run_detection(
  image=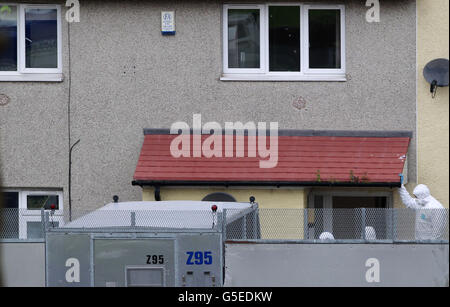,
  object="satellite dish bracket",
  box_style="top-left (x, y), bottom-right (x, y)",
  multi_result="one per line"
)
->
top-left (430, 80), bottom-right (438, 99)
